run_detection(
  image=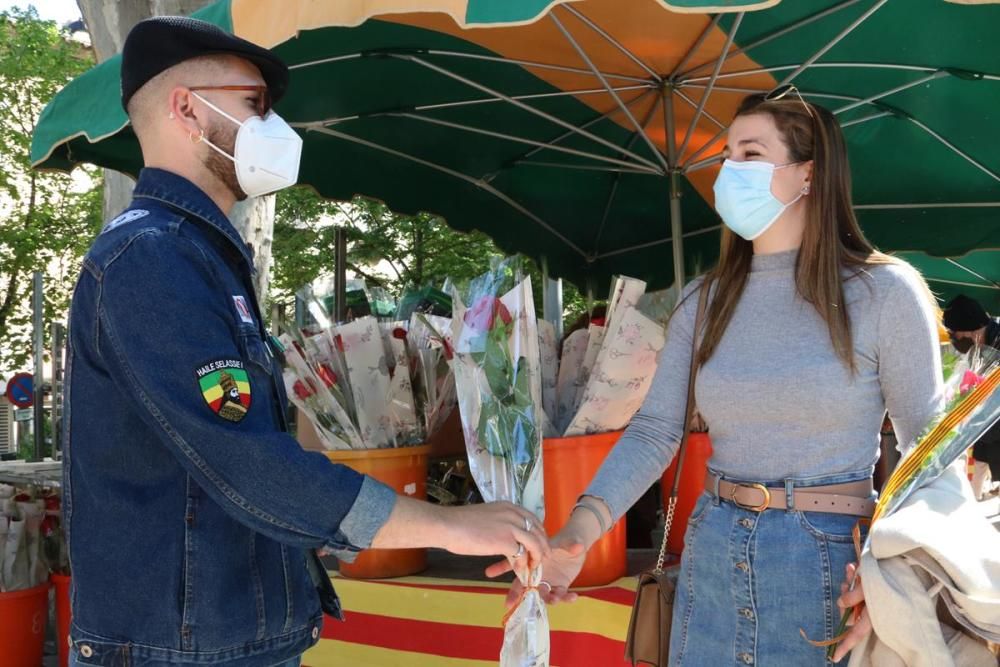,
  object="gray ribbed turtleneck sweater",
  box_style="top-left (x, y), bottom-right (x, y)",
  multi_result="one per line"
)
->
top-left (586, 249), bottom-right (943, 521)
